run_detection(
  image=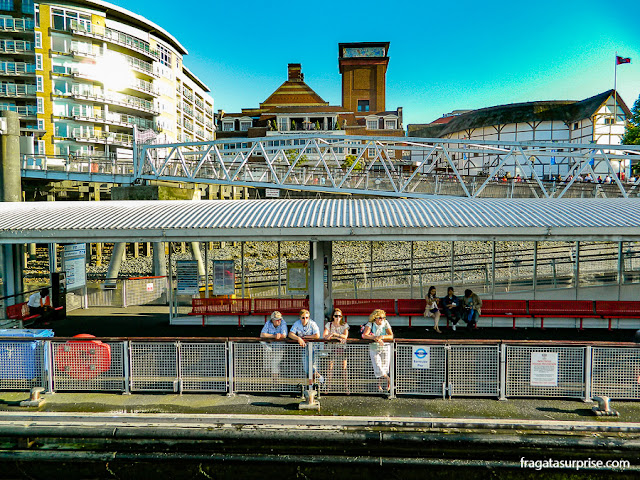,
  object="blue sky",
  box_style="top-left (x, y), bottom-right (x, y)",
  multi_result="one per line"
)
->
top-left (110, 0), bottom-right (640, 127)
